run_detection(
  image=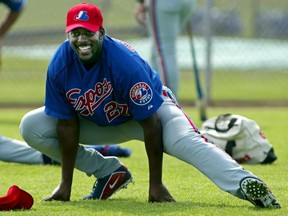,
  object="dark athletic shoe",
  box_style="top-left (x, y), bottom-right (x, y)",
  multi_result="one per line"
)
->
top-left (240, 177), bottom-right (281, 208)
top-left (83, 165), bottom-right (133, 200)
top-left (91, 145), bottom-right (132, 157)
